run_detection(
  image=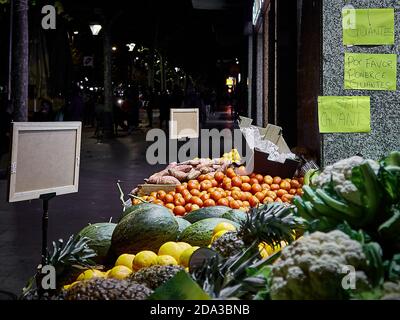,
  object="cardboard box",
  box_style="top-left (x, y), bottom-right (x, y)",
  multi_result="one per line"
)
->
top-left (237, 117), bottom-right (300, 177)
